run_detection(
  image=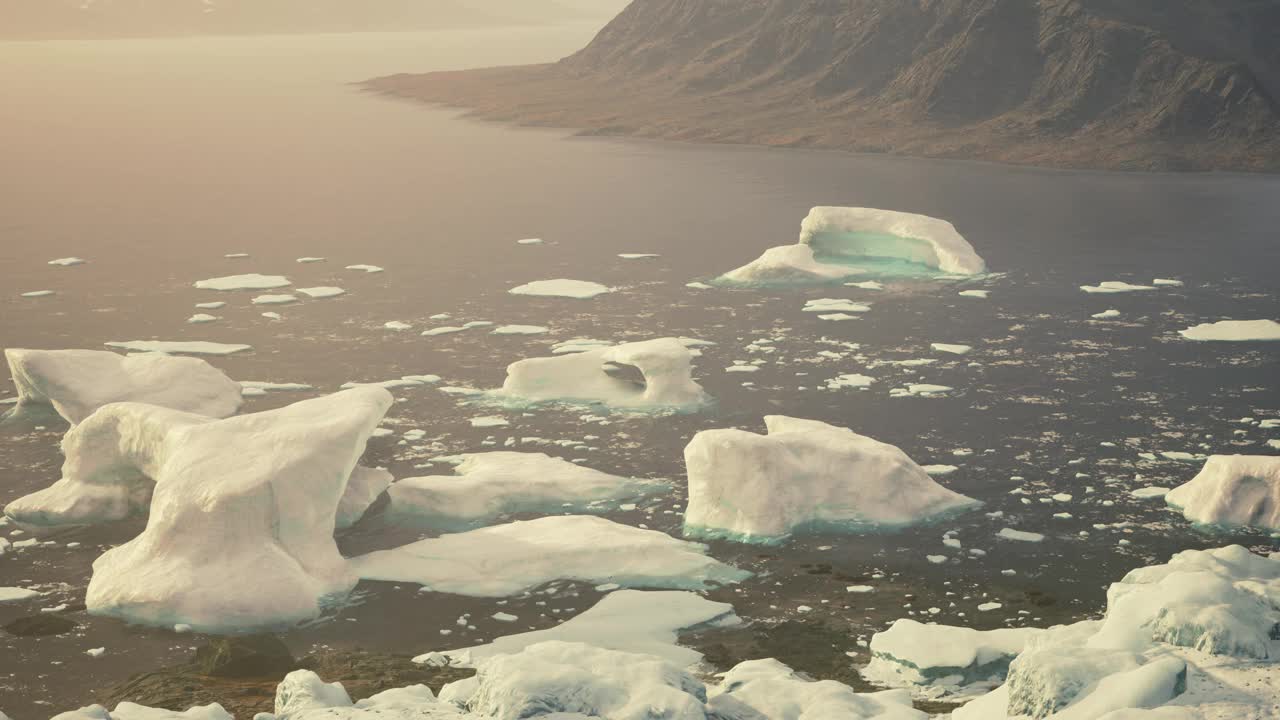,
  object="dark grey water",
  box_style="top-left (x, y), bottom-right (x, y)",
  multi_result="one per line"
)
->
top-left (1, 29), bottom-right (1279, 719)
